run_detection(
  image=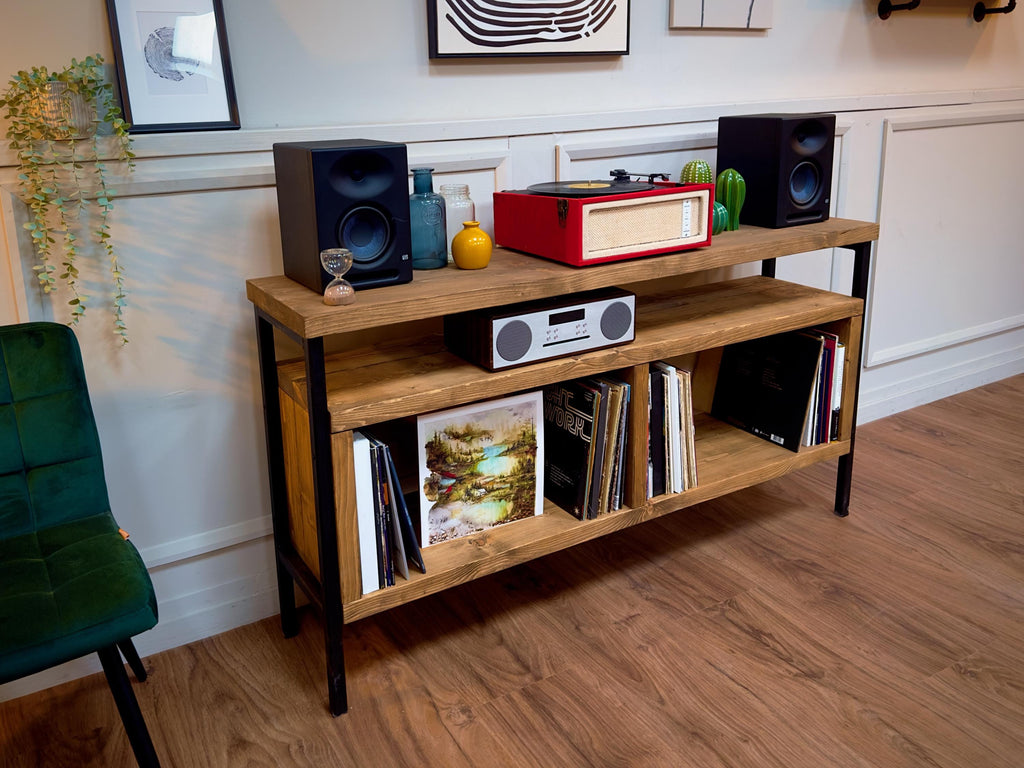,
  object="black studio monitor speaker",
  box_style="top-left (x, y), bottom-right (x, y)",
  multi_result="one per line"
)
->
top-left (273, 139), bottom-right (413, 292)
top-left (716, 113), bottom-right (836, 228)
